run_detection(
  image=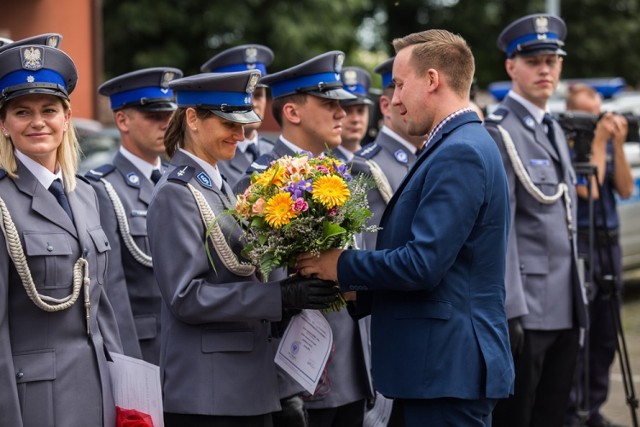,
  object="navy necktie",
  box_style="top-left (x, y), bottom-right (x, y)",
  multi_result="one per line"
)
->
top-left (542, 113), bottom-right (560, 155)
top-left (150, 169), bottom-right (162, 184)
top-left (48, 179), bottom-right (74, 221)
top-left (245, 143), bottom-right (258, 162)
